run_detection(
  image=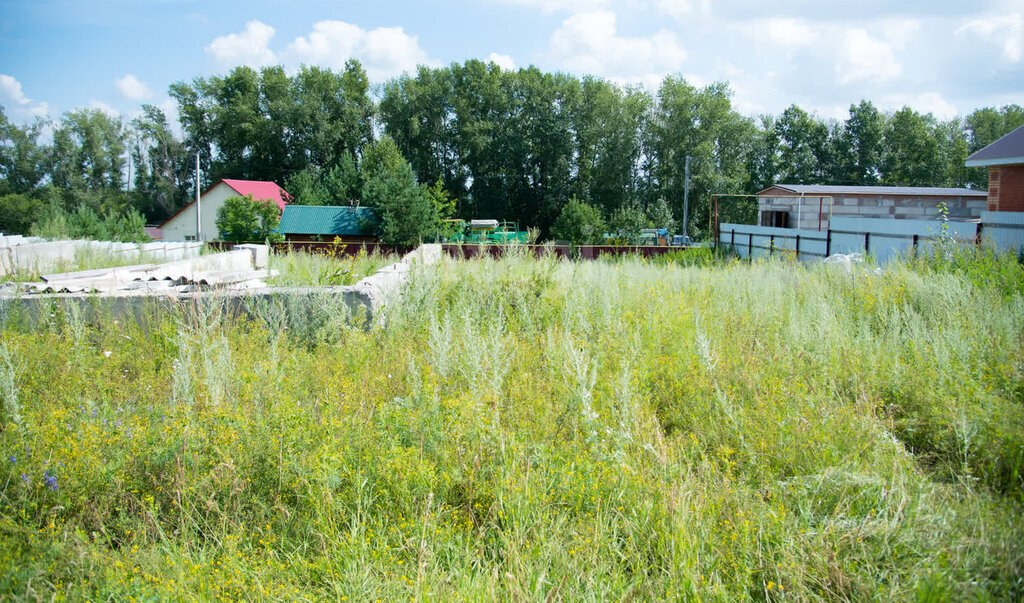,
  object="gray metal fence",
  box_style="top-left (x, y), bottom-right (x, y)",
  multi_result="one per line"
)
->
top-left (718, 213), bottom-right (1024, 263)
